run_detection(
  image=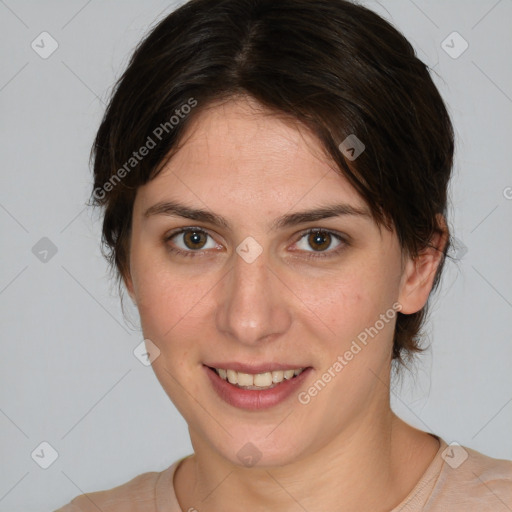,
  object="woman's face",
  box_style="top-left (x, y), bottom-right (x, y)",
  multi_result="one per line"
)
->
top-left (125, 97), bottom-right (422, 467)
